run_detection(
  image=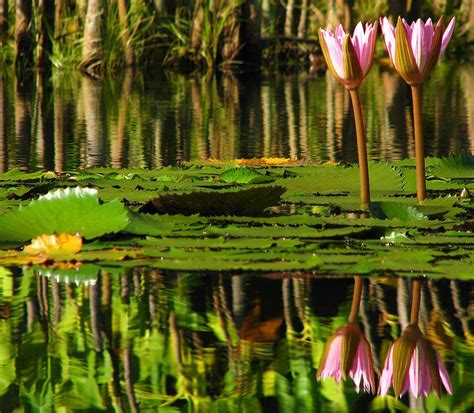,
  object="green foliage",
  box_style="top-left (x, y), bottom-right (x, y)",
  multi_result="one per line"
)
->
top-left (0, 159), bottom-right (471, 277)
top-left (0, 187), bottom-right (129, 243)
top-left (430, 153), bottom-right (474, 180)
